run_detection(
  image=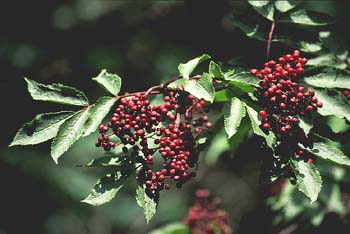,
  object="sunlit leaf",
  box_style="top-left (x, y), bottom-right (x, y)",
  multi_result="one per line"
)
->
top-left (81, 172), bottom-right (128, 206)
top-left (51, 108), bottom-right (91, 163)
top-left (92, 69), bottom-right (122, 96)
top-left (291, 159), bottom-right (322, 203)
top-left (274, 0), bottom-right (300, 13)
top-left (279, 10), bottom-right (333, 26)
top-left (302, 67), bottom-right (350, 89)
top-left (136, 185), bottom-right (157, 224)
top-left (314, 89), bottom-right (350, 121)
top-left (178, 54), bottom-right (211, 79)
top-left (301, 142), bottom-right (350, 167)
top-left (82, 96), bottom-right (117, 137)
top-left (223, 97), bottom-right (246, 138)
top-left (10, 111), bottom-right (74, 146)
top-left (25, 78), bottom-right (89, 106)
top-left (248, 0), bottom-right (274, 21)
